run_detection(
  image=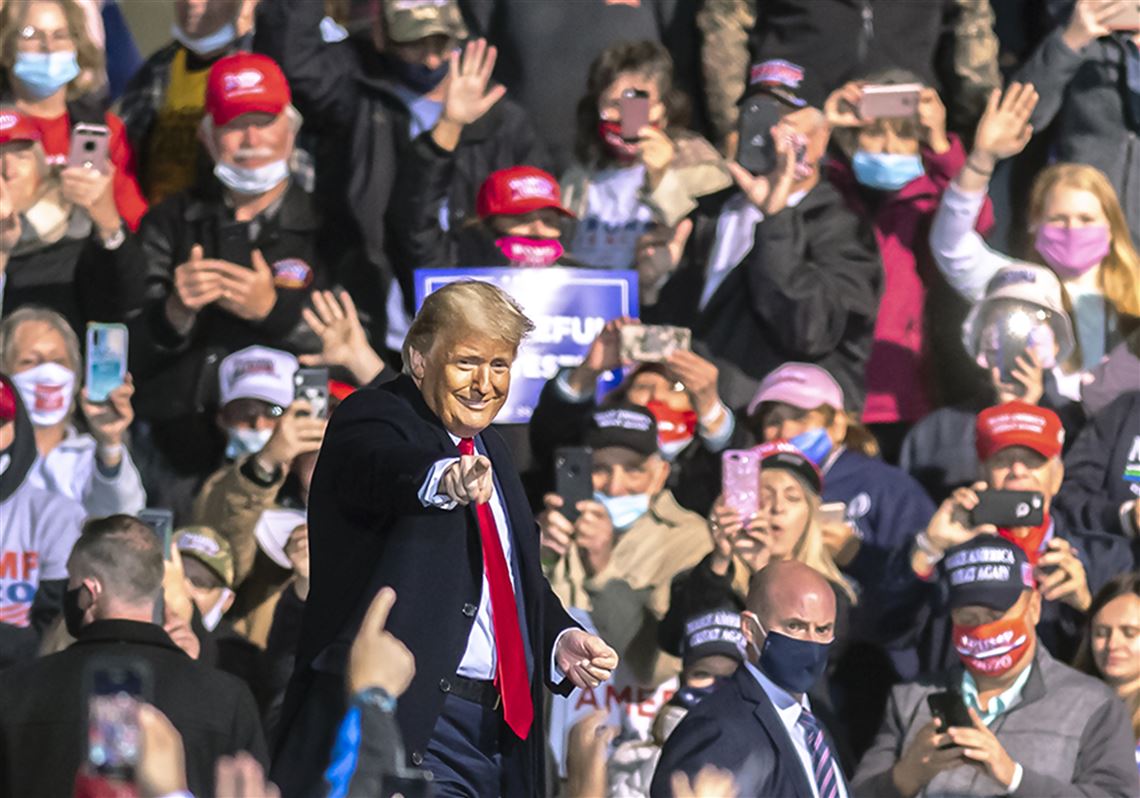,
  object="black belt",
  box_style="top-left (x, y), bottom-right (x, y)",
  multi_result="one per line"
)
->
top-left (448, 675), bottom-right (502, 710)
